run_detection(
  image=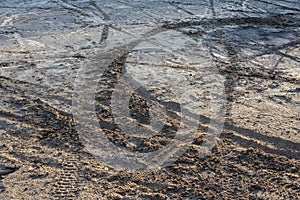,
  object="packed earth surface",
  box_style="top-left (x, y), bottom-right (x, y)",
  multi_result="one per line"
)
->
top-left (0, 0), bottom-right (299, 199)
